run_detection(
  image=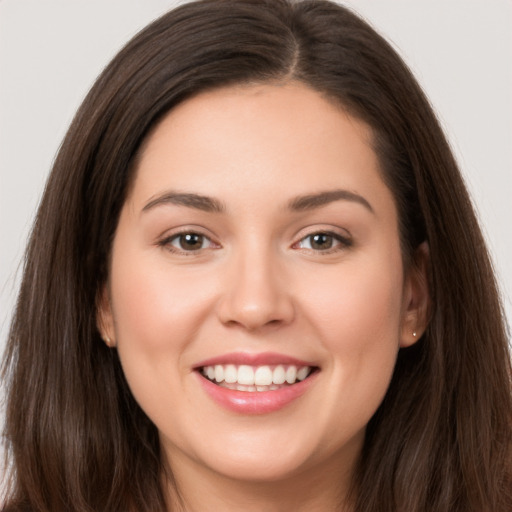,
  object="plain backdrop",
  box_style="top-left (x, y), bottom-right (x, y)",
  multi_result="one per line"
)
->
top-left (0, 0), bottom-right (511, 418)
